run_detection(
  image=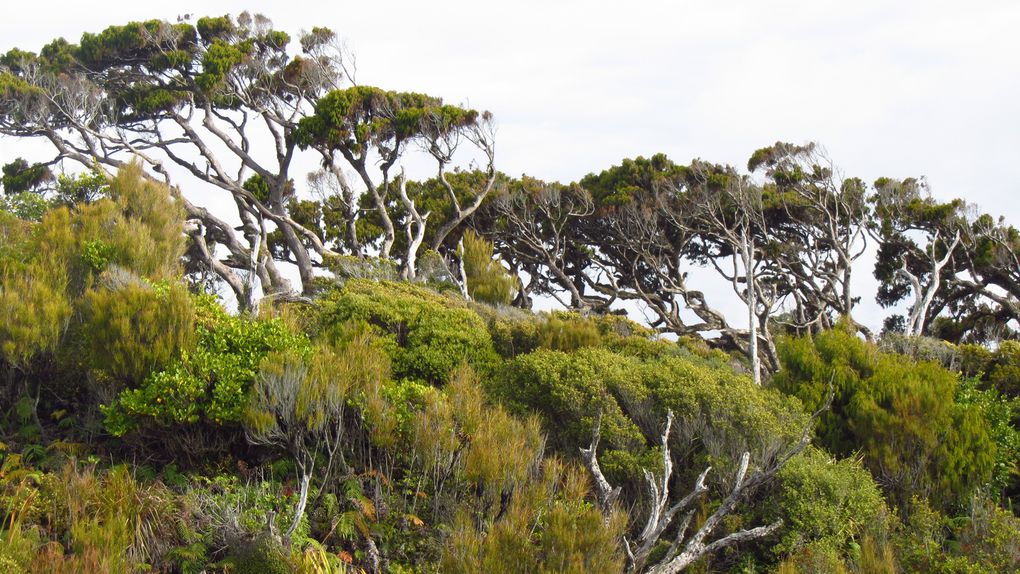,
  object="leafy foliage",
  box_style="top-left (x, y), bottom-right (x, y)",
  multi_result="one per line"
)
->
top-left (103, 296), bottom-right (311, 434)
top-left (766, 447), bottom-right (890, 560)
top-left (312, 279), bottom-right (498, 384)
top-left (774, 326), bottom-right (998, 511)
